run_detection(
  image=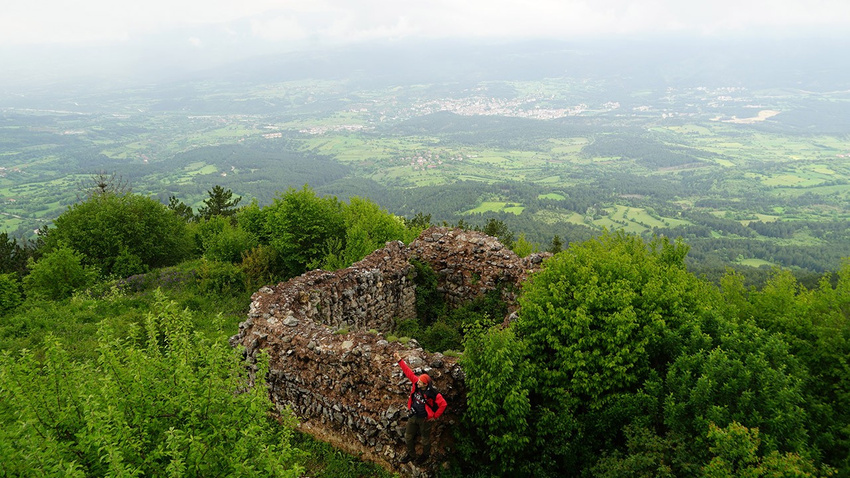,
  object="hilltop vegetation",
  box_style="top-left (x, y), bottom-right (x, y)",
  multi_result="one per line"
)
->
top-left (459, 233), bottom-right (849, 477)
top-left (0, 183), bottom-right (848, 477)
